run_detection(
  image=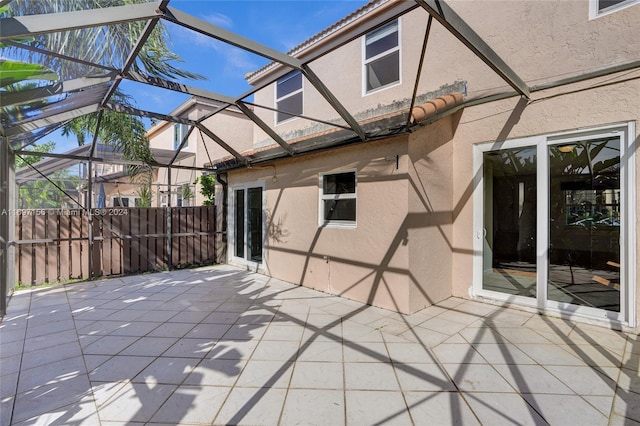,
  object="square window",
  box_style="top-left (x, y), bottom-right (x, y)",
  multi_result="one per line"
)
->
top-left (276, 71), bottom-right (303, 123)
top-left (363, 20), bottom-right (400, 93)
top-left (320, 171), bottom-right (356, 226)
top-left (590, 0), bottom-right (639, 17)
